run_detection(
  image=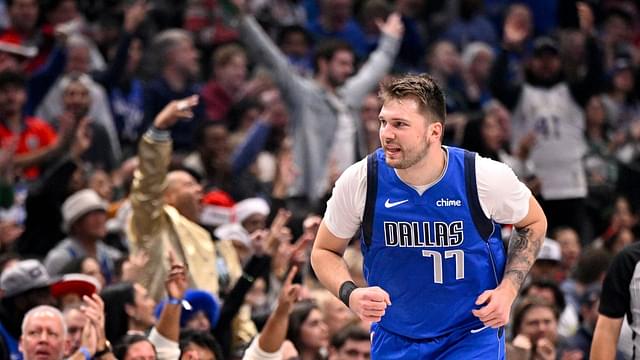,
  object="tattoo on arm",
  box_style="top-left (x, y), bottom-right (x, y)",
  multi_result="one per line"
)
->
top-left (504, 227), bottom-right (541, 290)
